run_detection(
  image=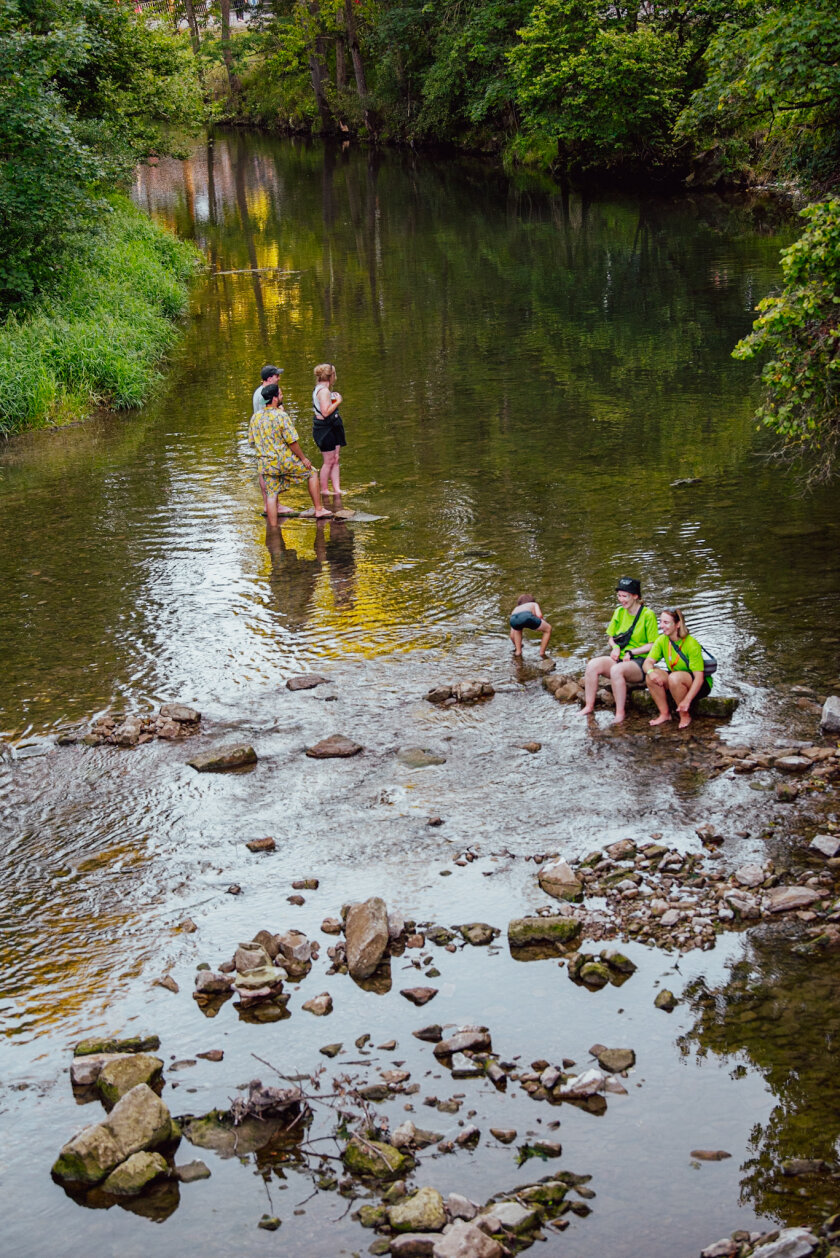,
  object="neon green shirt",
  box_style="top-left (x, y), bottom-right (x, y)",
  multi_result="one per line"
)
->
top-left (606, 604), bottom-right (658, 657)
top-left (646, 633), bottom-right (713, 690)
